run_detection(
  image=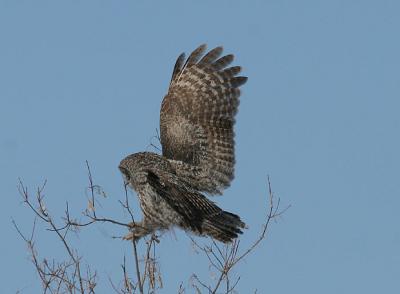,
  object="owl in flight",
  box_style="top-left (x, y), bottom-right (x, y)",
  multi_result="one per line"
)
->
top-left (119, 44), bottom-right (247, 243)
